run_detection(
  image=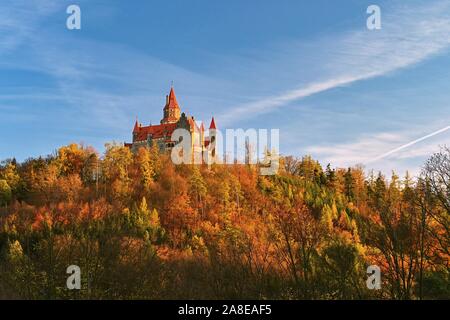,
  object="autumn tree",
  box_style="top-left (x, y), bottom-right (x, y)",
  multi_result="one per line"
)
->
top-left (102, 143), bottom-right (133, 204)
top-left (0, 179), bottom-right (12, 207)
